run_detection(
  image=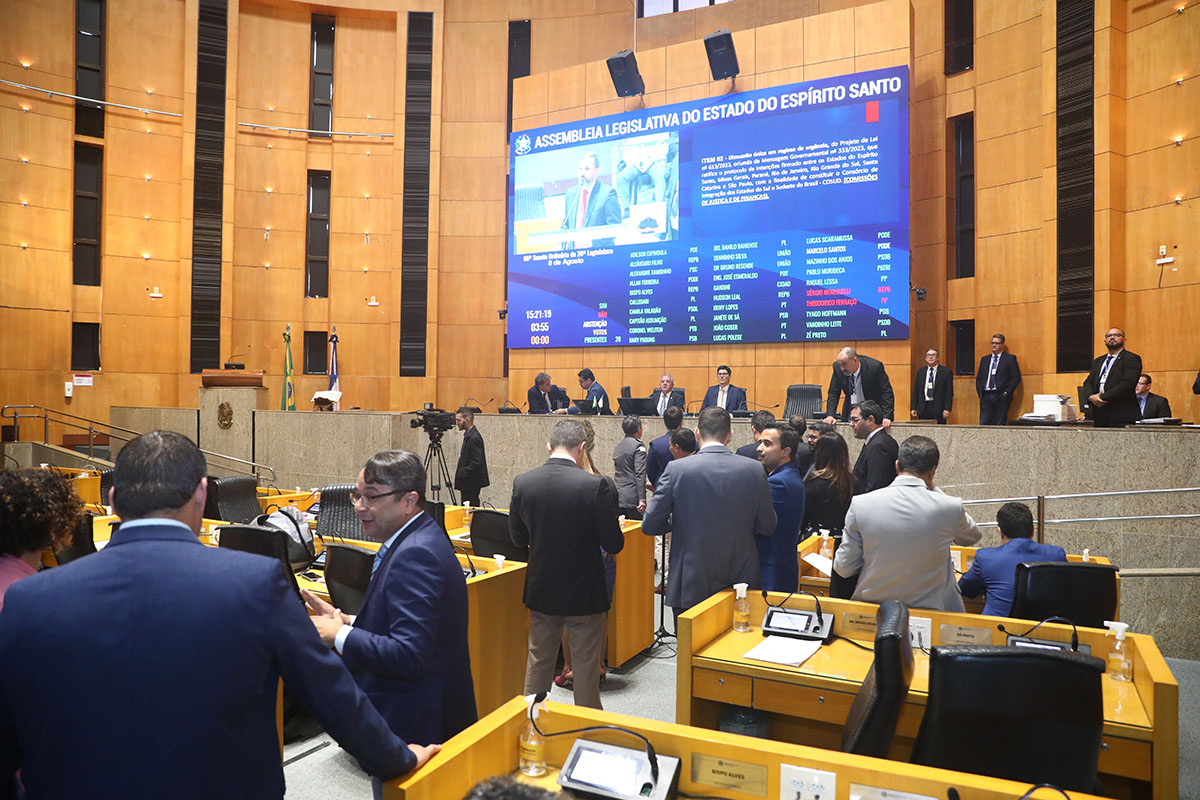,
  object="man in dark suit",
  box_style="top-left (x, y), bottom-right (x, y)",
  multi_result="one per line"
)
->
top-left (958, 502), bottom-right (1067, 618)
top-left (736, 409), bottom-right (776, 459)
top-left (509, 420), bottom-right (624, 709)
top-left (561, 152), bottom-right (622, 247)
top-left (453, 406), bottom-right (489, 506)
top-left (646, 405), bottom-right (684, 490)
top-left (571, 368), bottom-right (613, 415)
top-left (0, 431), bottom-right (435, 800)
top-left (788, 414), bottom-right (815, 477)
top-left (1194, 369), bottom-right (1200, 395)
top-left (1081, 328), bottom-right (1143, 427)
top-left (975, 333), bottom-right (1021, 425)
top-left (303, 450), bottom-right (477, 780)
top-left (612, 415), bottom-right (647, 519)
top-left (824, 347), bottom-right (895, 424)
top-left (851, 400), bottom-right (898, 495)
top-left (911, 347), bottom-right (953, 424)
top-left (1135, 374), bottom-right (1172, 419)
top-left (755, 423), bottom-right (806, 592)
top-left (649, 374), bottom-right (686, 416)
top-left (527, 372), bottom-right (570, 414)
top-left (643, 407), bottom-right (776, 619)
top-left (701, 365), bottom-right (748, 411)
